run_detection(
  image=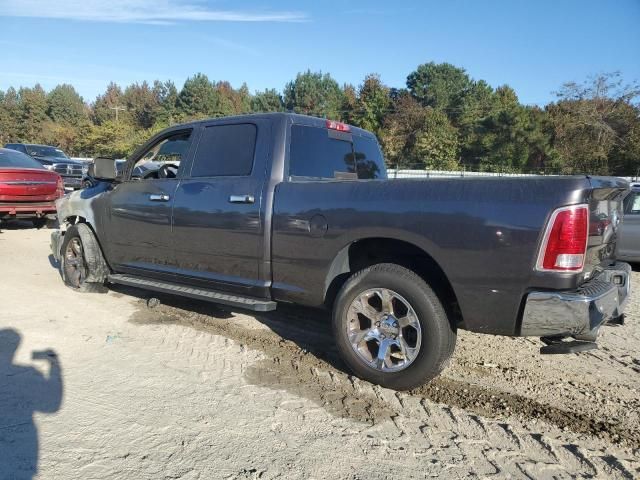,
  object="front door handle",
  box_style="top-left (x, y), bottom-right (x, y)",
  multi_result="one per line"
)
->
top-left (149, 193), bottom-right (170, 202)
top-left (229, 194), bottom-right (255, 204)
